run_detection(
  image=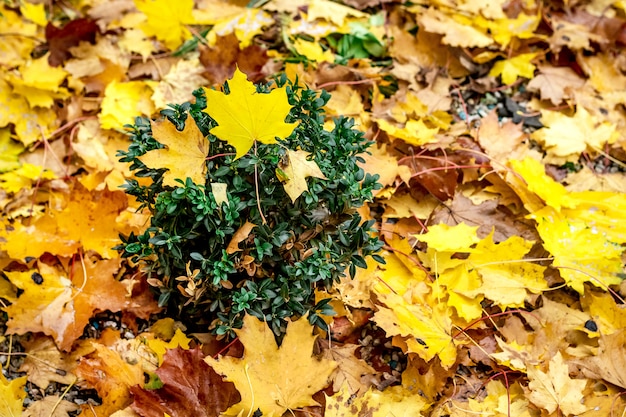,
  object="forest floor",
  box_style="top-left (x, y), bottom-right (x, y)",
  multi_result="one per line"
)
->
top-left (1, 0), bottom-right (626, 416)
